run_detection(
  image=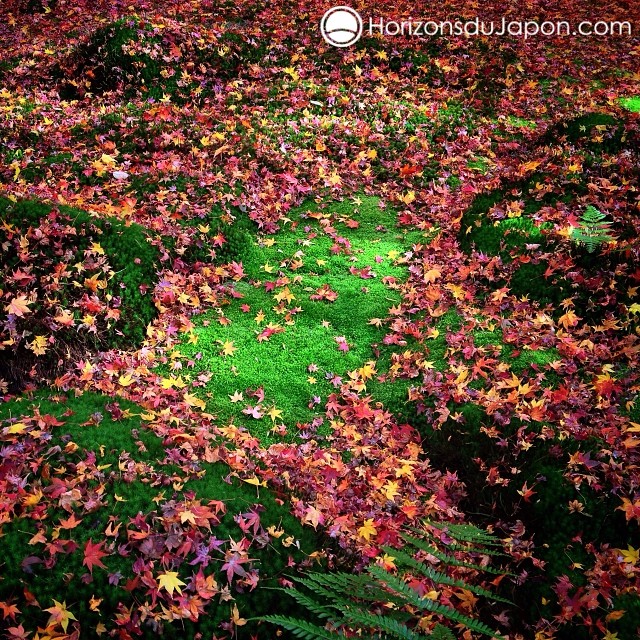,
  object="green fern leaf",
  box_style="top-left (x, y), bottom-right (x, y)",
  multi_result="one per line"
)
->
top-left (423, 522), bottom-right (504, 548)
top-left (366, 567), bottom-right (505, 639)
top-left (283, 588), bottom-right (339, 619)
top-left (430, 623), bottom-right (456, 639)
top-left (335, 607), bottom-right (424, 639)
top-left (569, 205), bottom-right (615, 252)
top-left (385, 547), bottom-right (512, 605)
top-left (260, 615), bottom-right (344, 640)
top-left (401, 535), bottom-right (510, 575)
